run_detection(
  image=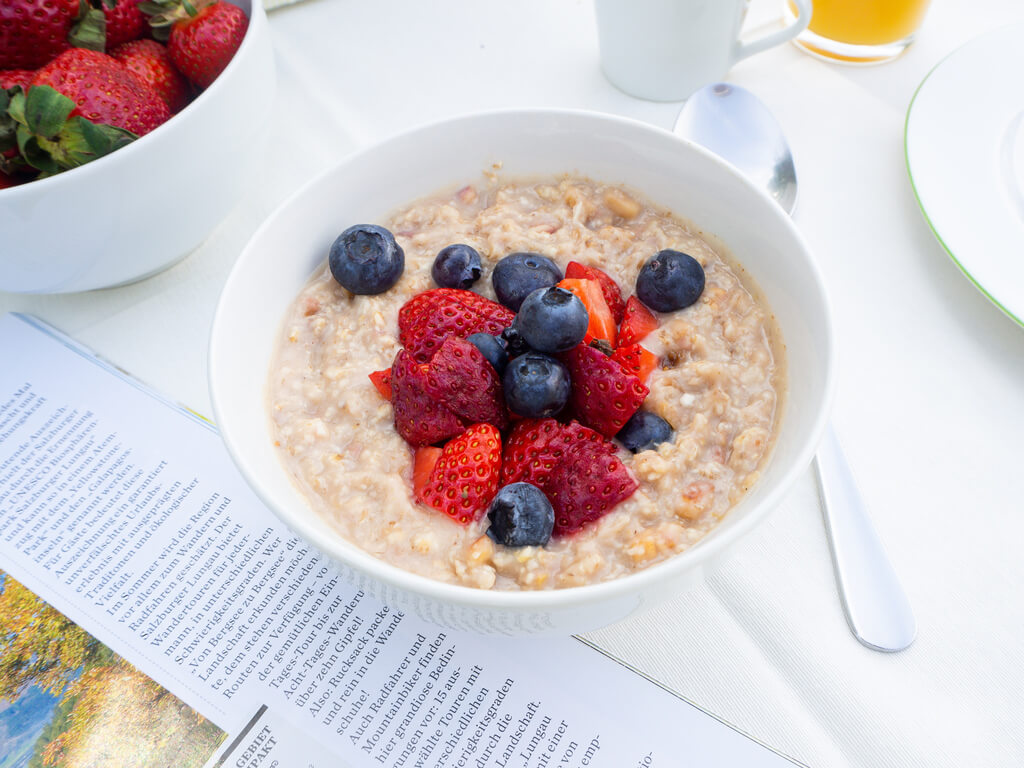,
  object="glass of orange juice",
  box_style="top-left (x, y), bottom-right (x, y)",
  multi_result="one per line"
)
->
top-left (786, 0), bottom-right (933, 63)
